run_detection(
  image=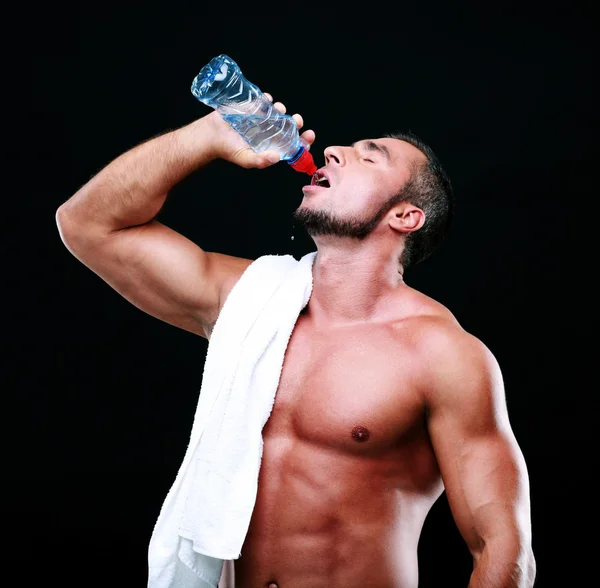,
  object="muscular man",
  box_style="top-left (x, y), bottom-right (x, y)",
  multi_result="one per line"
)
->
top-left (56, 94), bottom-right (536, 588)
